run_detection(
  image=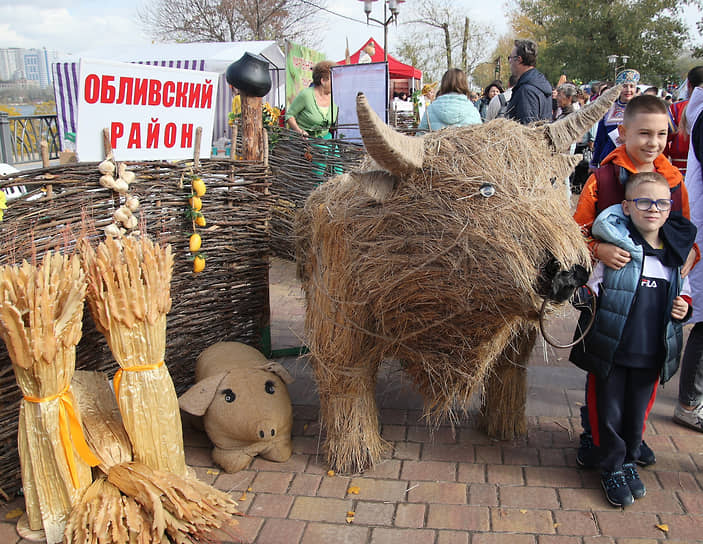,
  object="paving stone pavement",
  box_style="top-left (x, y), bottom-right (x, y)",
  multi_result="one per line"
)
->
top-left (1, 257), bottom-right (702, 543)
